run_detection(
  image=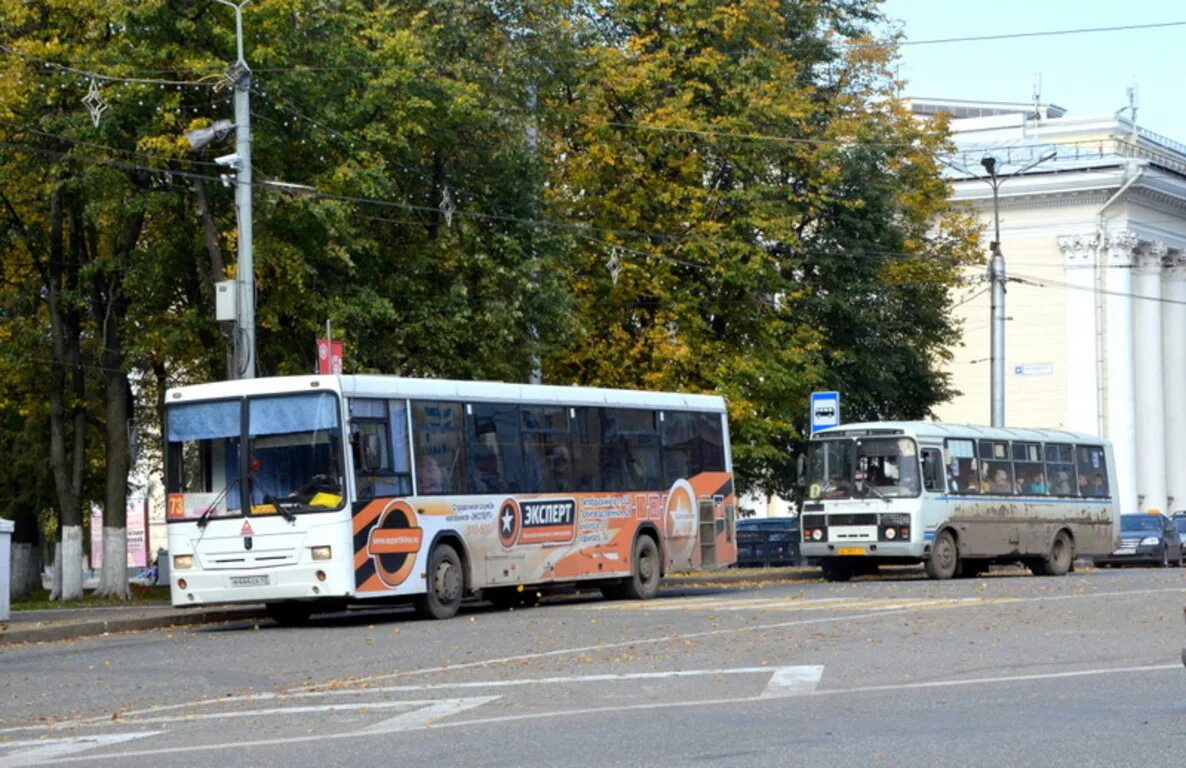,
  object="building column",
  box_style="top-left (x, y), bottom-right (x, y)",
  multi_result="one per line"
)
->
top-left (1058, 235), bottom-right (1099, 433)
top-left (1162, 246), bottom-right (1186, 514)
top-left (1104, 229), bottom-right (1139, 514)
top-left (1132, 242), bottom-right (1167, 514)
